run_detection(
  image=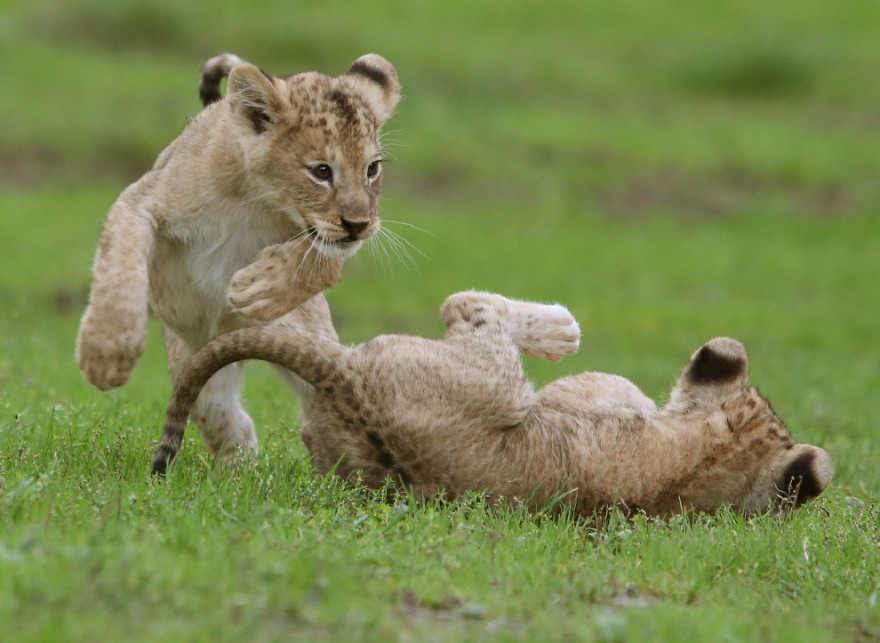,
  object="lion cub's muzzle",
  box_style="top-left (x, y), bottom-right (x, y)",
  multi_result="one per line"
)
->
top-left (311, 216), bottom-right (378, 259)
